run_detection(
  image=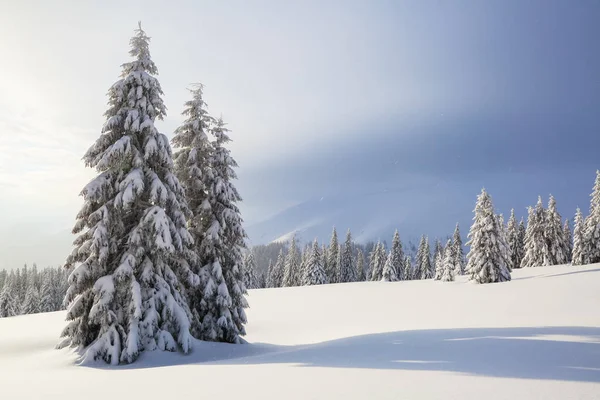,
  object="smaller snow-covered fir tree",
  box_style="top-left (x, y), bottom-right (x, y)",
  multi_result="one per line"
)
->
top-left (327, 228), bottom-right (340, 283)
top-left (339, 230), bottom-right (356, 283)
top-left (441, 239), bottom-right (456, 282)
top-left (546, 195), bottom-right (568, 265)
top-left (282, 236), bottom-right (301, 287)
top-left (452, 224), bottom-right (465, 275)
top-left (302, 240), bottom-right (327, 285)
top-left (414, 236), bottom-right (426, 279)
top-left (434, 245), bottom-right (444, 281)
top-left (243, 251), bottom-right (259, 289)
top-left (420, 237), bottom-right (433, 279)
top-left (382, 231), bottom-right (404, 282)
top-left (21, 283), bottom-right (40, 315)
top-left (572, 208), bottom-right (585, 266)
top-left (270, 250), bottom-right (286, 288)
top-left (403, 255), bottom-right (412, 280)
top-left (356, 249), bottom-right (366, 281)
top-left (521, 197), bottom-right (550, 268)
top-left (563, 219), bottom-right (573, 262)
top-left (583, 170), bottom-right (600, 264)
top-left (369, 242), bottom-right (386, 281)
top-left (0, 273), bottom-right (18, 317)
top-left (466, 189), bottom-right (511, 283)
